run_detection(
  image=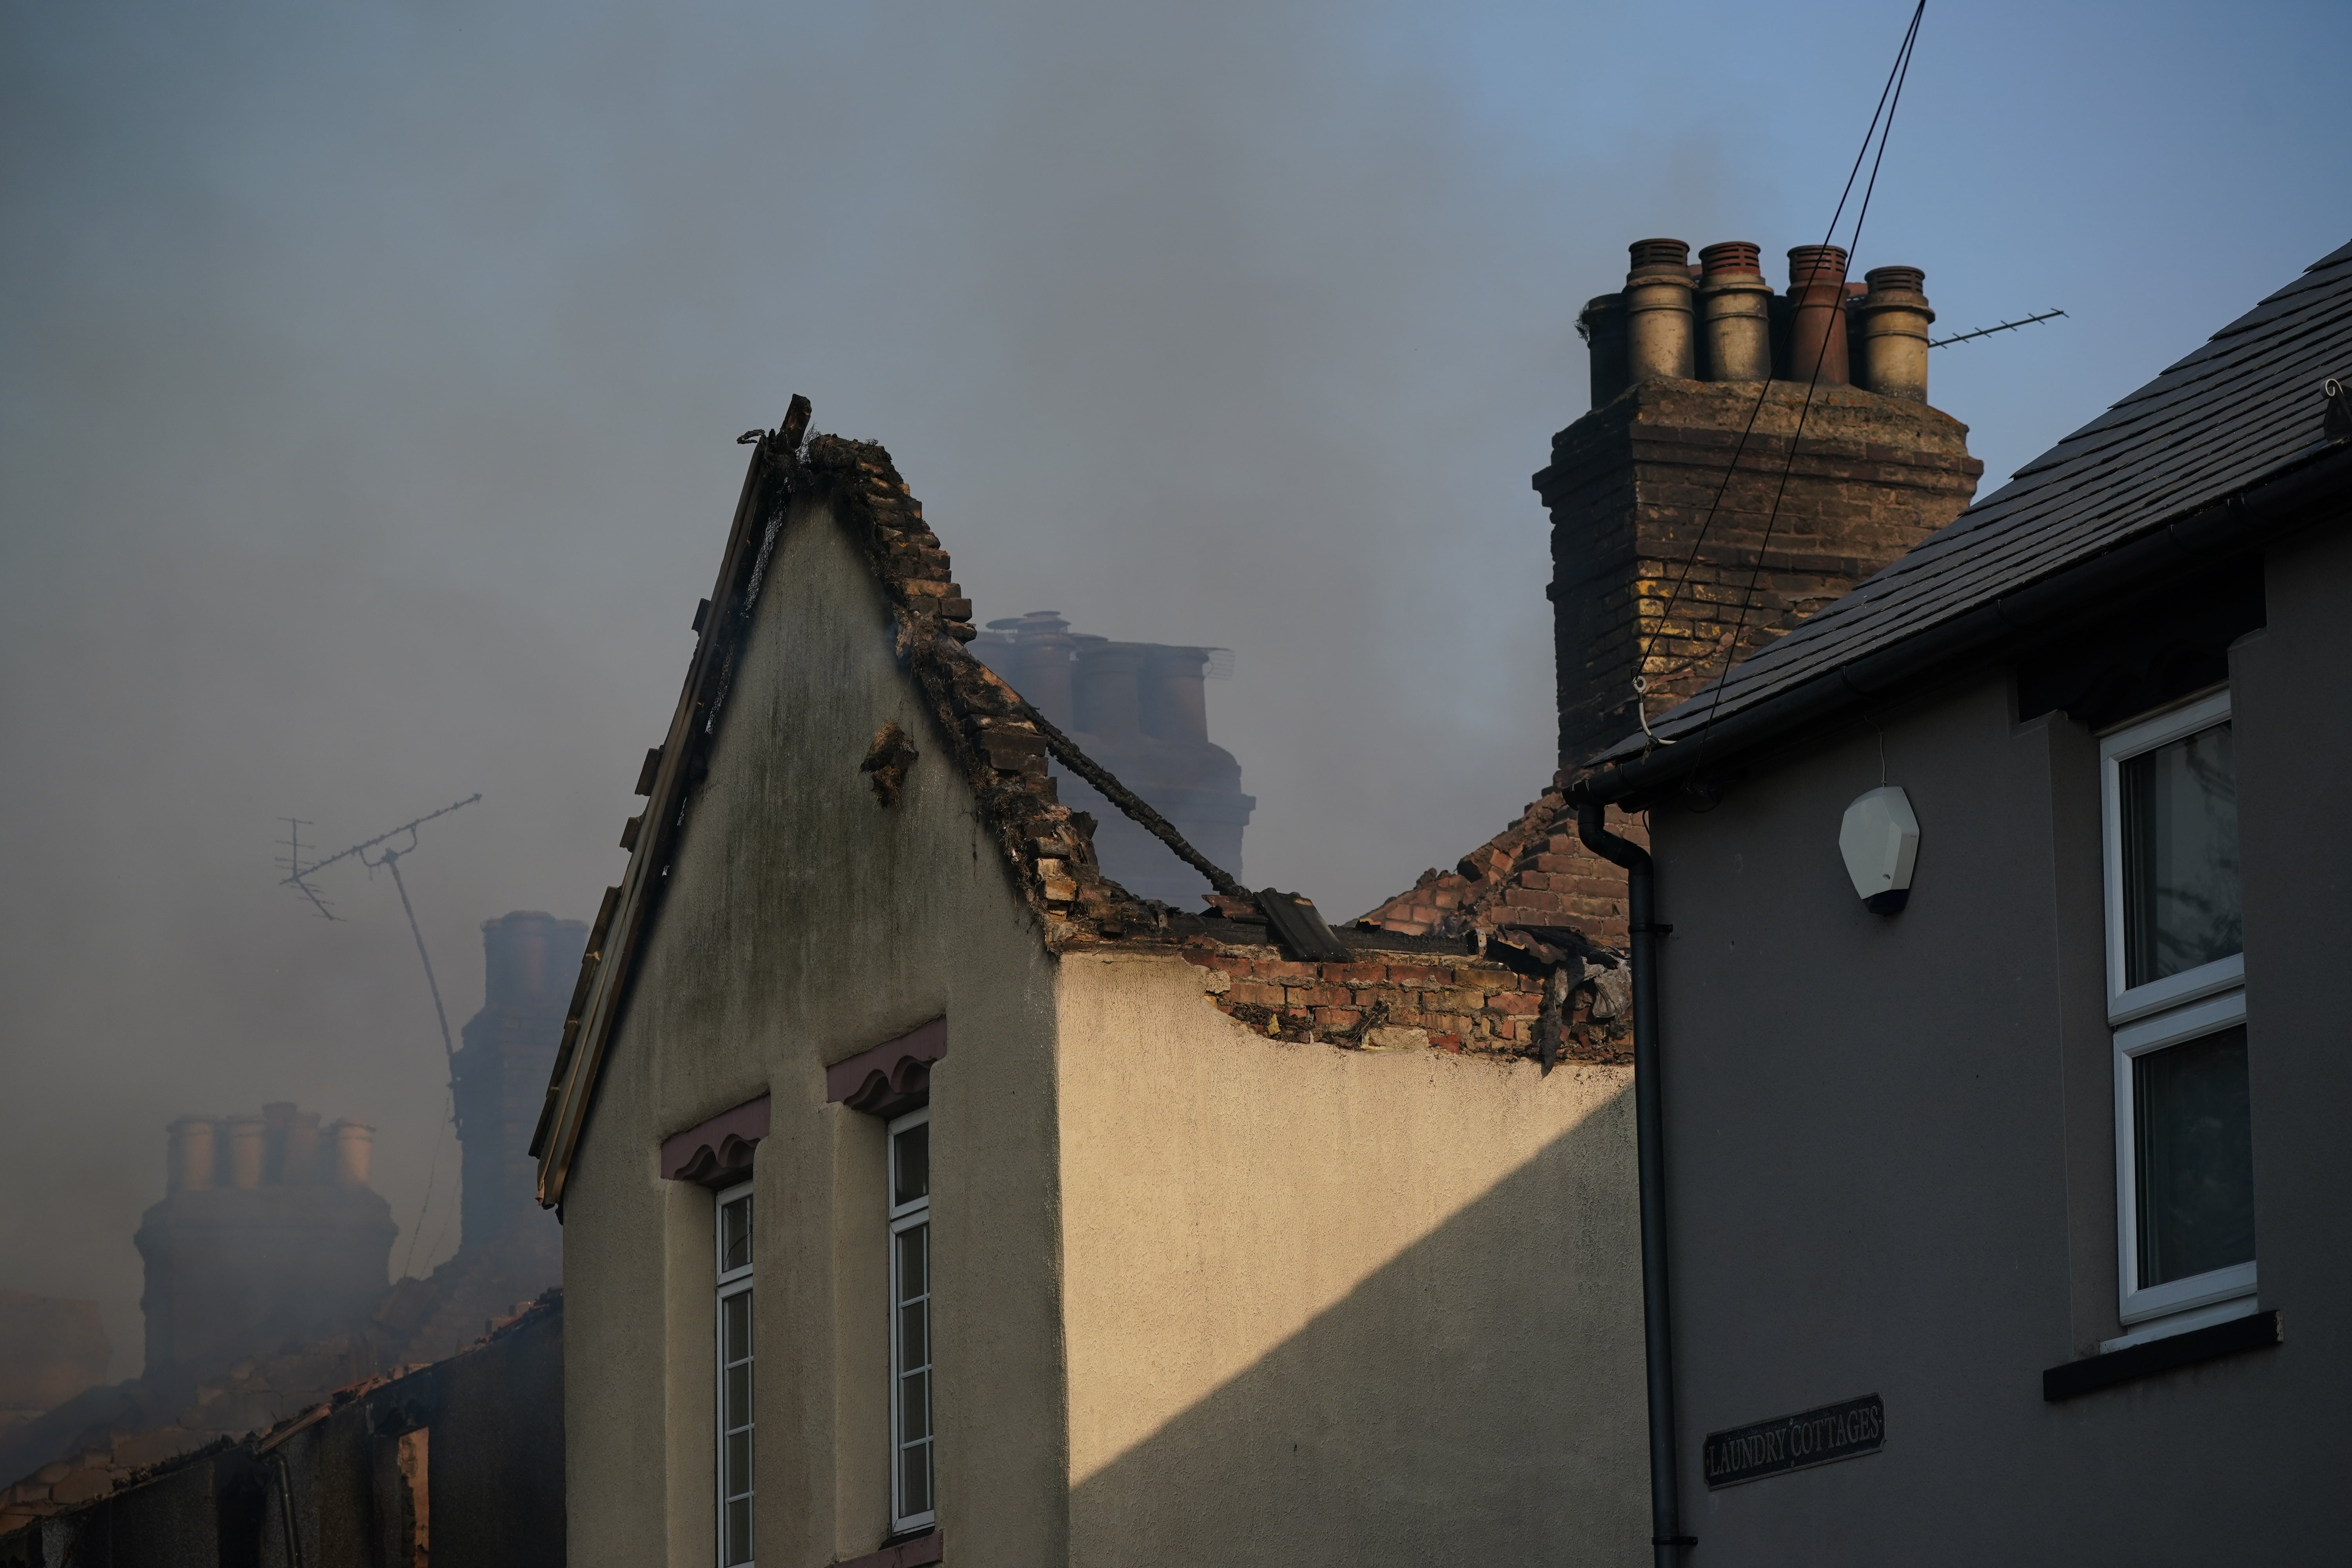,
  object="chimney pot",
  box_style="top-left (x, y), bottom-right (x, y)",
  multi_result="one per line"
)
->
top-left (283, 1112), bottom-right (322, 1185)
top-left (1623, 239), bottom-right (1697, 383)
top-left (1071, 642), bottom-right (1146, 737)
top-left (167, 1116), bottom-right (218, 1193)
top-left (1855, 265), bottom-right (1935, 402)
top-left (223, 1115), bottom-right (266, 1190)
top-left (1579, 294), bottom-right (1630, 407)
top-left (328, 1119), bottom-right (375, 1187)
top-left (1784, 245), bottom-right (1852, 385)
top-left (1140, 646), bottom-right (1212, 743)
top-left (1008, 612), bottom-right (1076, 724)
top-left (1696, 241), bottom-right (1773, 382)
